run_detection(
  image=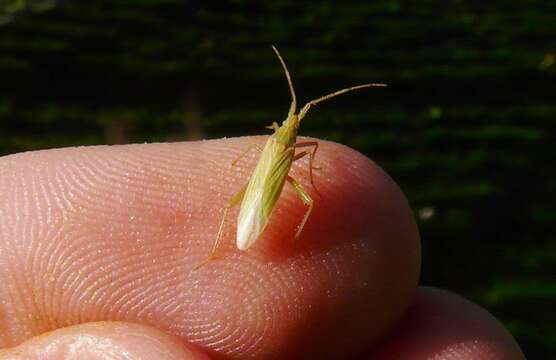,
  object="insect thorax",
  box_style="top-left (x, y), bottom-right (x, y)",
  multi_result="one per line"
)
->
top-left (273, 116), bottom-right (299, 147)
